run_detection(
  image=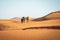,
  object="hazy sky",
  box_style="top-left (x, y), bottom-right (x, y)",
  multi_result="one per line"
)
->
top-left (0, 0), bottom-right (60, 19)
